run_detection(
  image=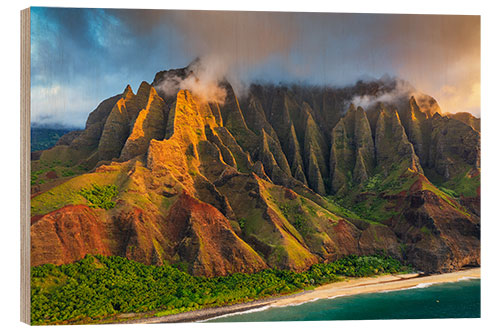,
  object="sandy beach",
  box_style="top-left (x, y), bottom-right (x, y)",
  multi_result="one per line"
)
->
top-left (127, 268), bottom-right (480, 324)
top-left (273, 268), bottom-right (480, 307)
